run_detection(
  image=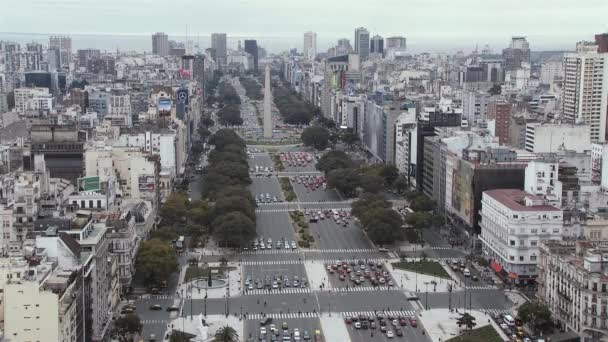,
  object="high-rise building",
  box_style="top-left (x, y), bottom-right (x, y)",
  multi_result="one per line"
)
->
top-left (596, 32), bottom-right (608, 53)
top-left (303, 31), bottom-right (317, 60)
top-left (211, 33), bottom-right (227, 68)
top-left (488, 101), bottom-right (512, 145)
top-left (244, 40), bottom-right (259, 71)
top-left (354, 27), bottom-right (370, 59)
top-left (151, 32), bottom-right (169, 56)
top-left (370, 35), bottom-right (384, 55)
top-left (77, 49), bottom-right (100, 68)
top-left (385, 36), bottom-right (406, 50)
top-left (562, 42), bottom-right (608, 143)
top-left (502, 36), bottom-right (530, 70)
top-left (48, 36), bottom-right (71, 70)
